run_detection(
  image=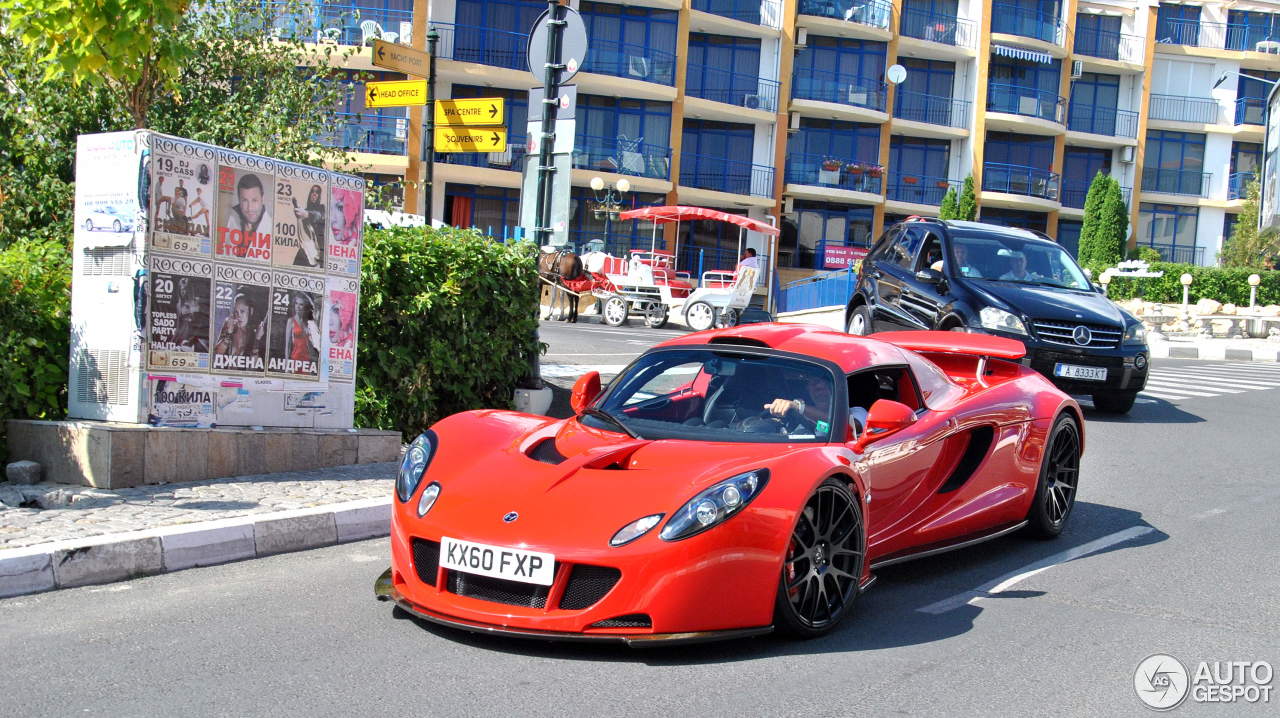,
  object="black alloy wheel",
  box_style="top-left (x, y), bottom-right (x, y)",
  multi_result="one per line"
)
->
top-left (1026, 414), bottom-right (1080, 539)
top-left (775, 478), bottom-right (864, 637)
